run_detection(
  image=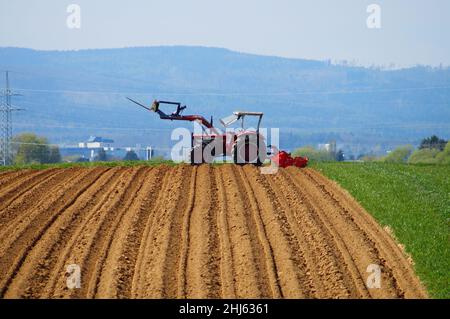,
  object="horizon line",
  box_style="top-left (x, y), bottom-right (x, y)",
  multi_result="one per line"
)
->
top-left (1, 45), bottom-right (449, 71)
